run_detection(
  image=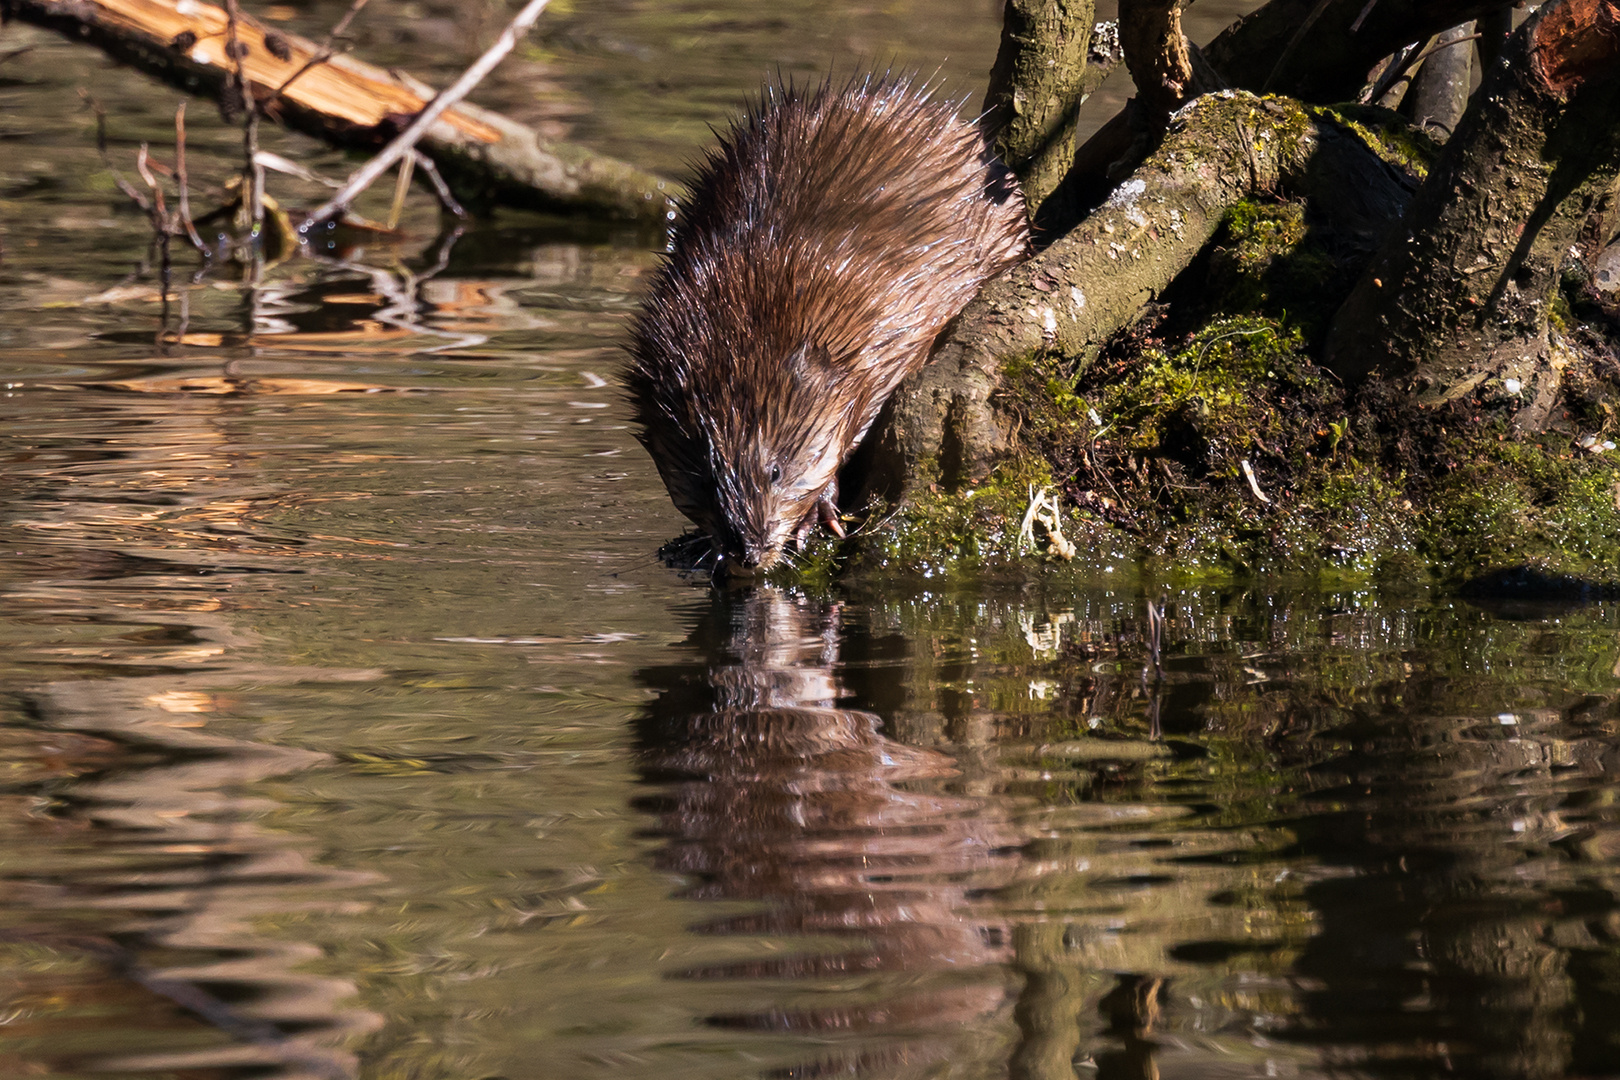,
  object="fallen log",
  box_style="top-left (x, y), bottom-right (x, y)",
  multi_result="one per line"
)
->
top-left (1, 0), bottom-right (676, 224)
